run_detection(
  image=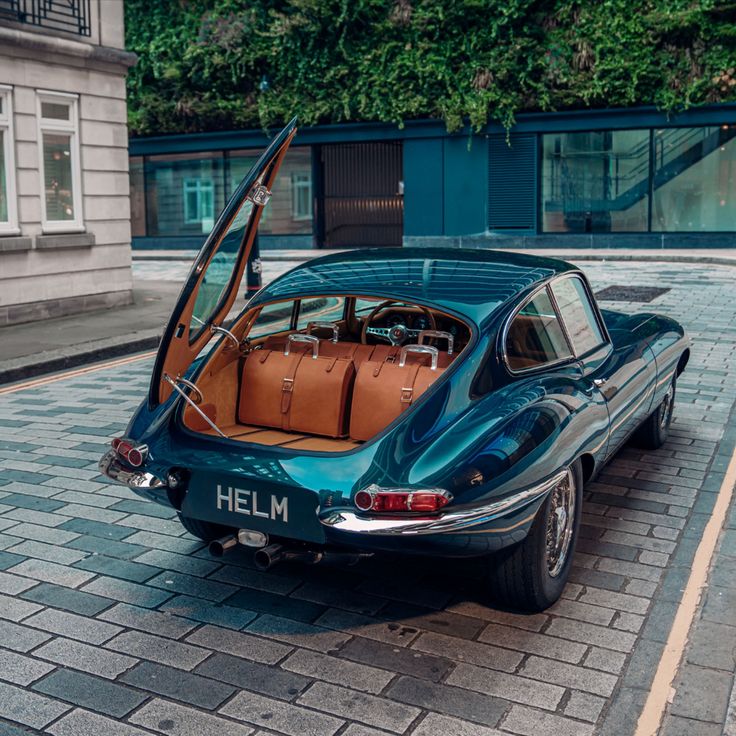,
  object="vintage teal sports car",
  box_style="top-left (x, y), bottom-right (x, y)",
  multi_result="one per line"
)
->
top-left (100, 120), bottom-right (689, 611)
